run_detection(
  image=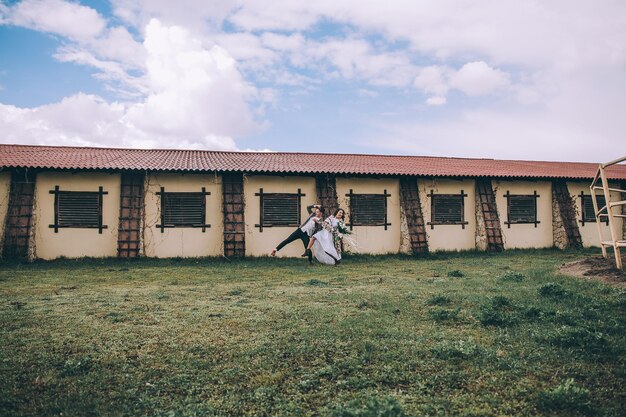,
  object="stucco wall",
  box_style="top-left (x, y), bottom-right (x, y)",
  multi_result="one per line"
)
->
top-left (493, 180), bottom-right (553, 249)
top-left (418, 178), bottom-right (477, 251)
top-left (0, 171), bottom-right (11, 250)
top-left (144, 173), bottom-right (223, 258)
top-left (336, 177), bottom-right (401, 255)
top-left (566, 181), bottom-right (624, 248)
top-left (34, 172), bottom-right (121, 259)
top-left (244, 175), bottom-right (318, 257)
